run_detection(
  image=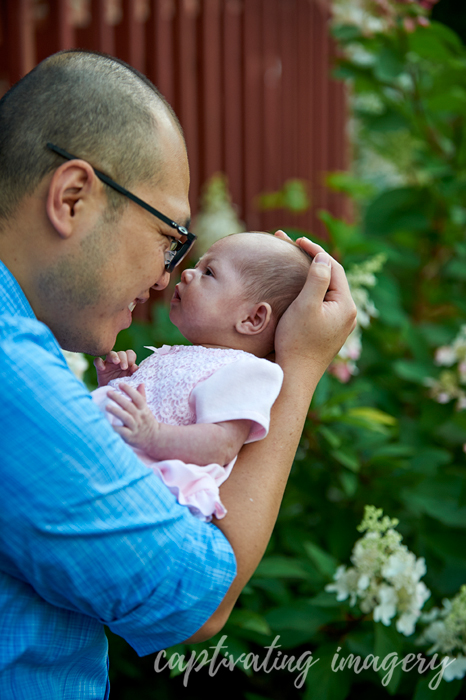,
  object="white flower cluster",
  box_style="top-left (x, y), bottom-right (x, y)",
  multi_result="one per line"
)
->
top-left (332, 0), bottom-right (387, 36)
top-left (331, 0), bottom-right (432, 37)
top-left (62, 349), bottom-right (89, 382)
top-left (326, 506), bottom-right (430, 635)
top-left (329, 254), bottom-right (385, 382)
top-left (425, 326), bottom-right (466, 410)
top-left (418, 586), bottom-right (466, 681)
top-left (193, 174), bottom-right (245, 257)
